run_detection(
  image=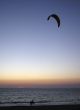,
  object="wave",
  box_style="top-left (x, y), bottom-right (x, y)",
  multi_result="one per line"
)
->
top-left (0, 100), bottom-right (51, 105)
